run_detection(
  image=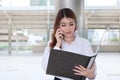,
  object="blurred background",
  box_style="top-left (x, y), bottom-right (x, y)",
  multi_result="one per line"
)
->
top-left (0, 0), bottom-right (120, 80)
